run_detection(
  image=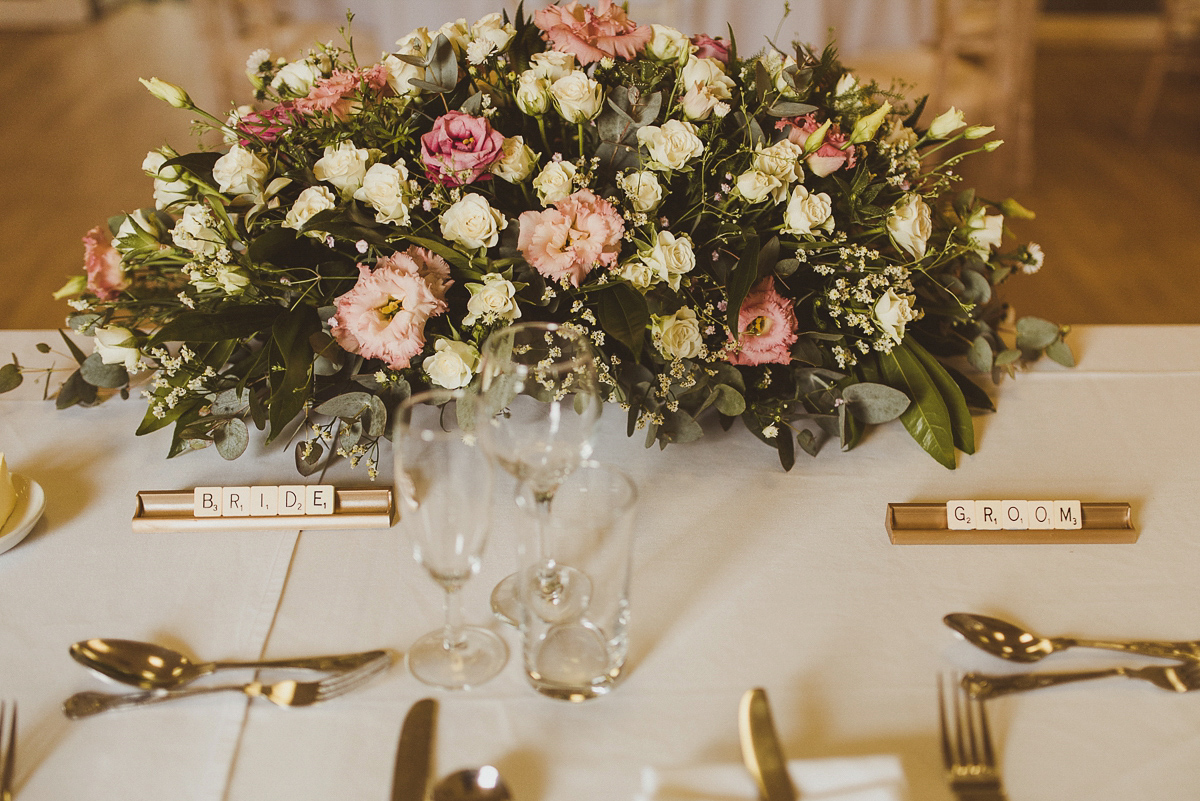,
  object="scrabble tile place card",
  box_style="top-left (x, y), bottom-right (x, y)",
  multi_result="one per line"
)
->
top-left (132, 486), bottom-right (394, 533)
top-left (886, 501), bottom-right (1135, 545)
